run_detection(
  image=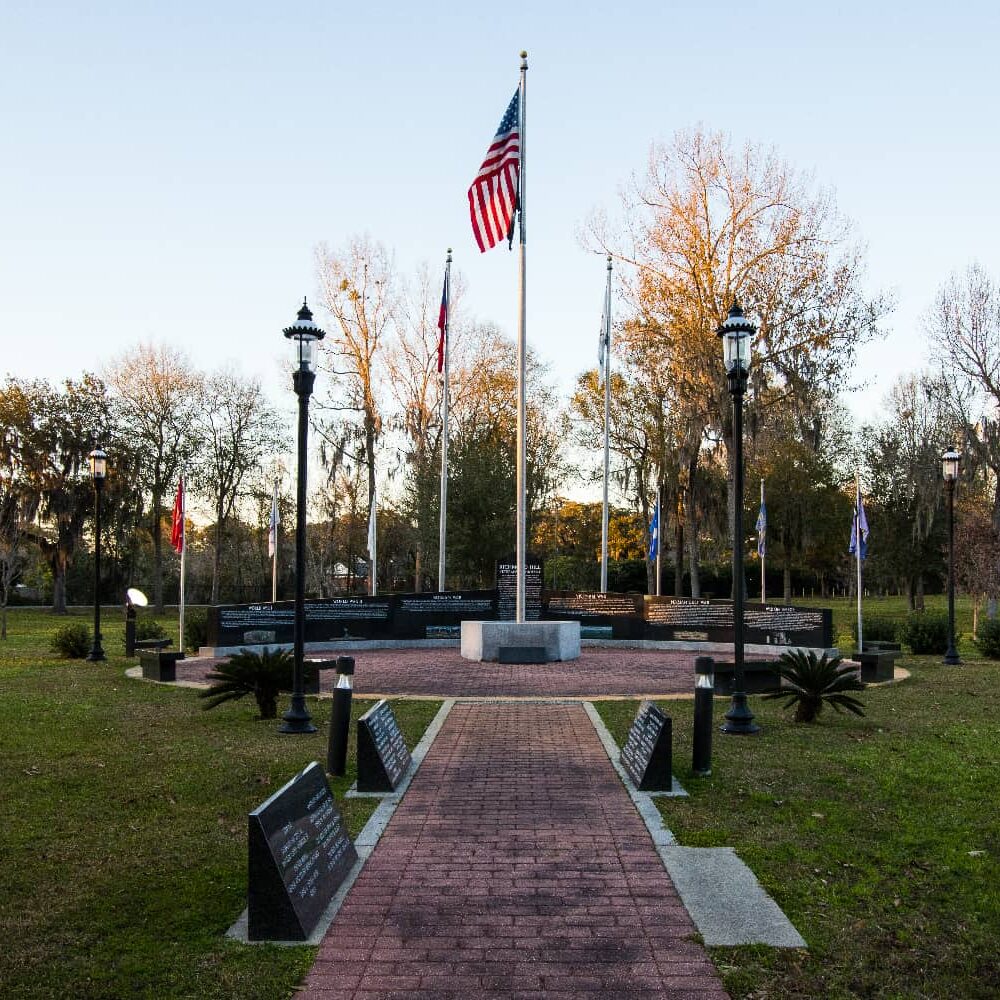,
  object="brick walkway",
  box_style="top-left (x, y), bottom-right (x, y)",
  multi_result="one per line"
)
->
top-left (173, 648), bottom-right (724, 698)
top-left (300, 702), bottom-right (727, 999)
